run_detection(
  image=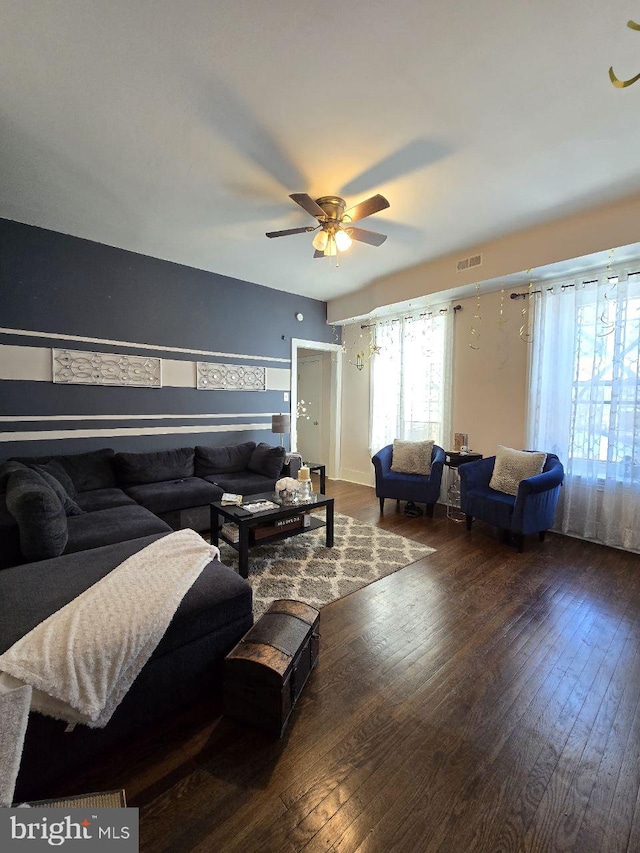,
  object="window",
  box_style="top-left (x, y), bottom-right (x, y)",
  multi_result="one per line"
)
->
top-left (528, 269), bottom-right (640, 551)
top-left (370, 309), bottom-right (452, 453)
